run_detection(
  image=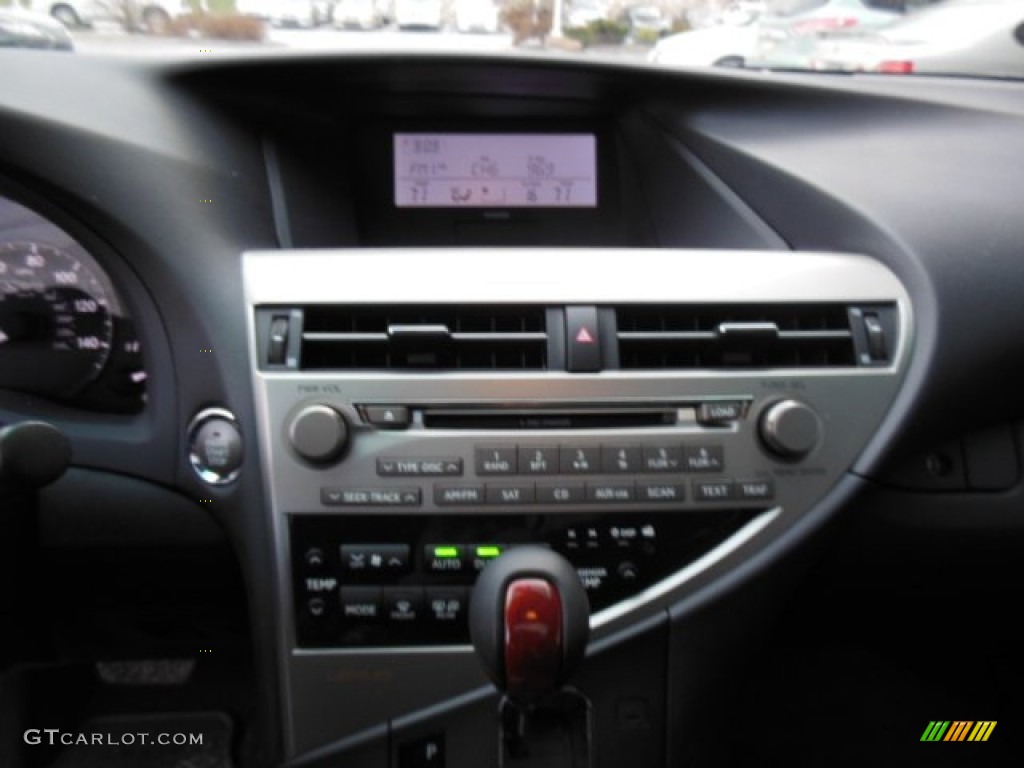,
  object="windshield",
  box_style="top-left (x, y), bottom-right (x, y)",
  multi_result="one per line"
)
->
top-left (1, 0), bottom-right (1022, 79)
